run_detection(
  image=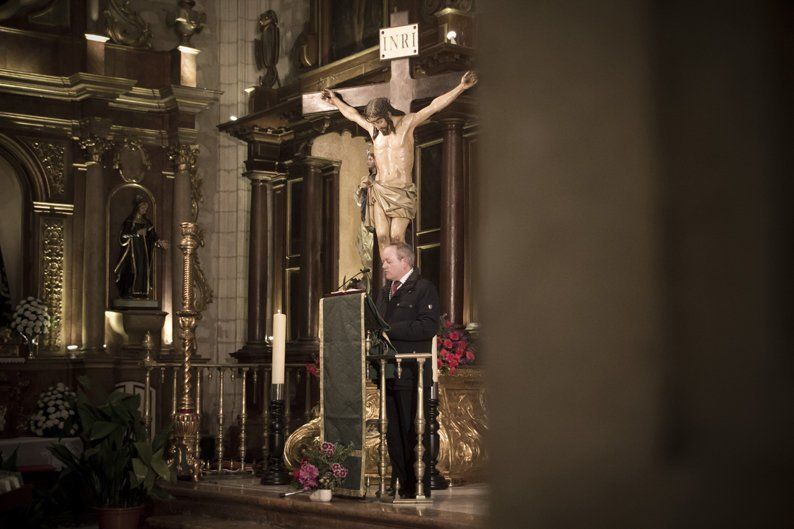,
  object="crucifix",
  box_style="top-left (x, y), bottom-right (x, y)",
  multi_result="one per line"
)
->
top-left (302, 11), bottom-right (477, 253)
